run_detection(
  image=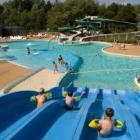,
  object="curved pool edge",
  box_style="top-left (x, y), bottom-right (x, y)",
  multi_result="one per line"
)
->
top-left (102, 45), bottom-right (140, 59)
top-left (7, 60), bottom-right (31, 70)
top-left (57, 71), bottom-right (69, 87)
top-left (57, 55), bottom-right (83, 87)
top-left (2, 68), bottom-right (44, 94)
